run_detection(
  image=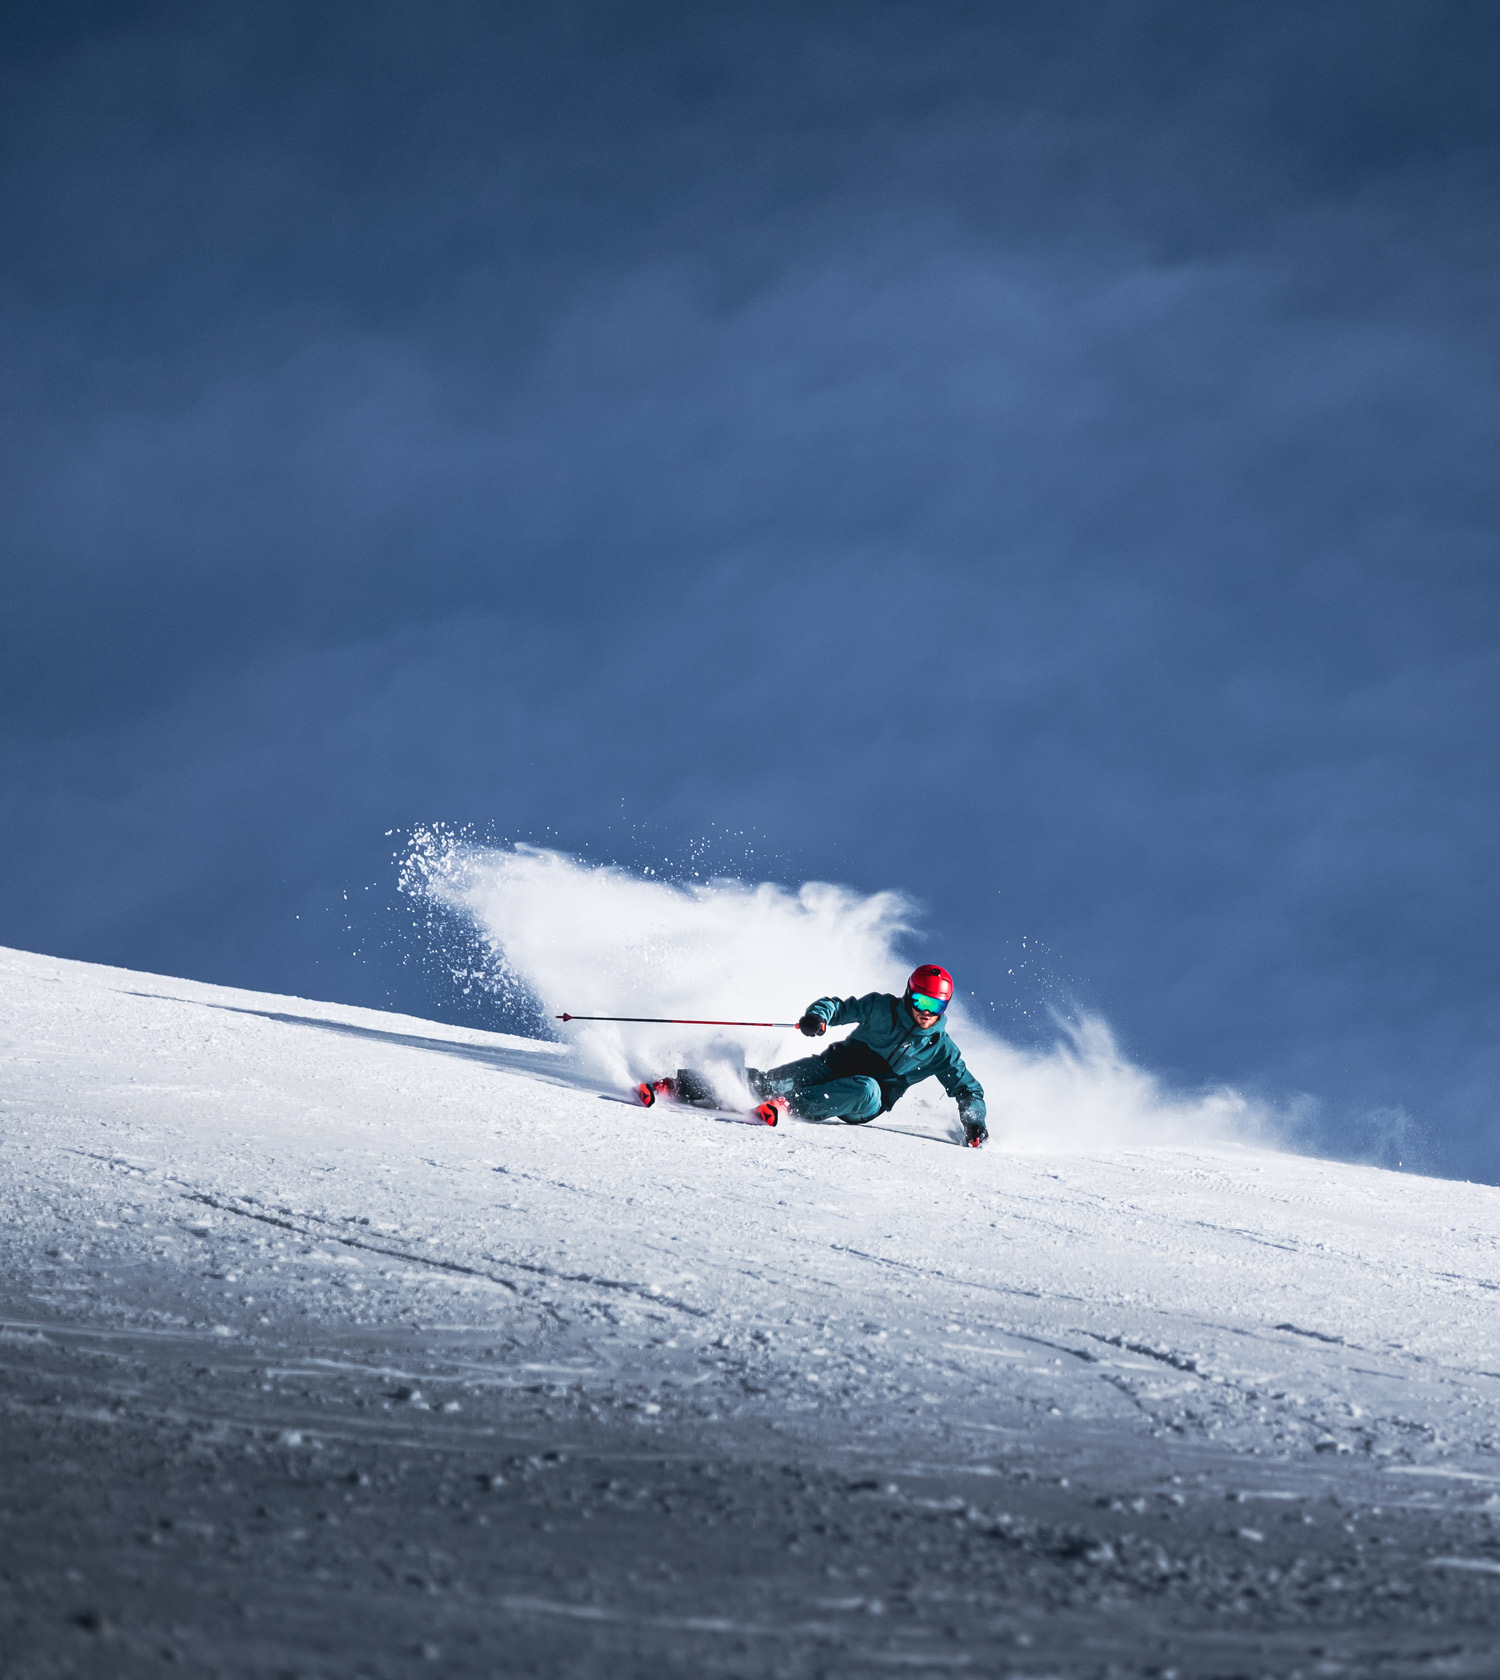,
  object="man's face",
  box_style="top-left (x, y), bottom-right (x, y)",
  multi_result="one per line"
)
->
top-left (907, 986), bottom-right (948, 1029)
top-left (907, 987), bottom-right (940, 1028)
